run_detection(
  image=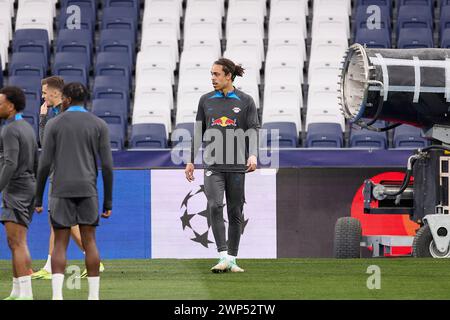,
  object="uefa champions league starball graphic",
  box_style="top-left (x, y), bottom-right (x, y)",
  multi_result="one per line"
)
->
top-left (179, 185), bottom-right (249, 248)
